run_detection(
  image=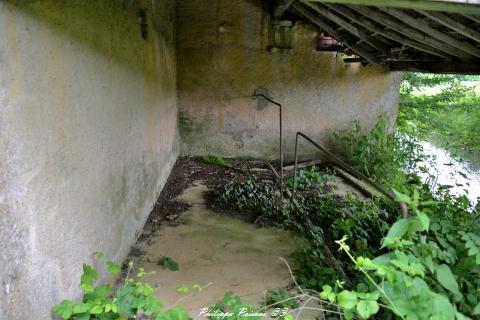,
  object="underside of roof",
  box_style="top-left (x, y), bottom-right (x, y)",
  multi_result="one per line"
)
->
top-left (273, 0), bottom-right (480, 74)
